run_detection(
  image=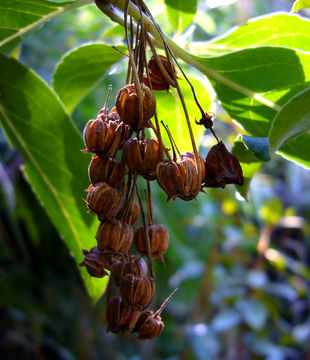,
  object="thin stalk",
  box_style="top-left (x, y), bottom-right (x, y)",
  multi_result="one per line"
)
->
top-left (135, 182), bottom-right (155, 279)
top-left (154, 288), bottom-right (179, 317)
